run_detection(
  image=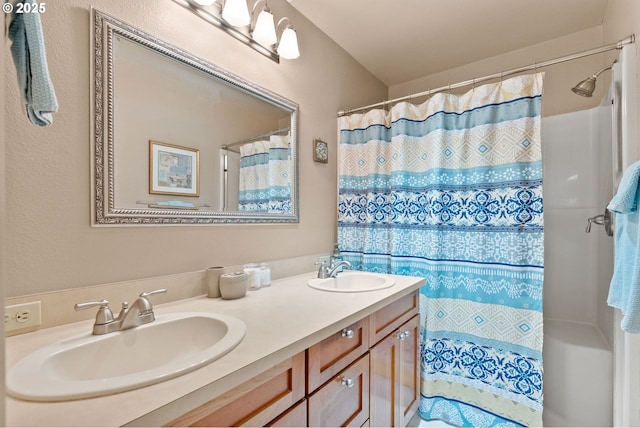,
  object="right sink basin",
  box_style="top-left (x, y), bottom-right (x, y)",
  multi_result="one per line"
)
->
top-left (307, 271), bottom-right (395, 293)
